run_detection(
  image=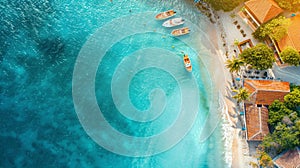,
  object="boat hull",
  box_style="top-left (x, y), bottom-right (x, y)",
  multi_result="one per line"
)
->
top-left (155, 10), bottom-right (176, 20)
top-left (171, 27), bottom-right (190, 36)
top-left (162, 17), bottom-right (184, 27)
top-left (183, 54), bottom-right (192, 72)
